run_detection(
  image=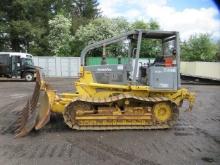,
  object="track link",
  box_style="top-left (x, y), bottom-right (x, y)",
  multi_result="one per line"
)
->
top-left (63, 93), bottom-right (179, 130)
